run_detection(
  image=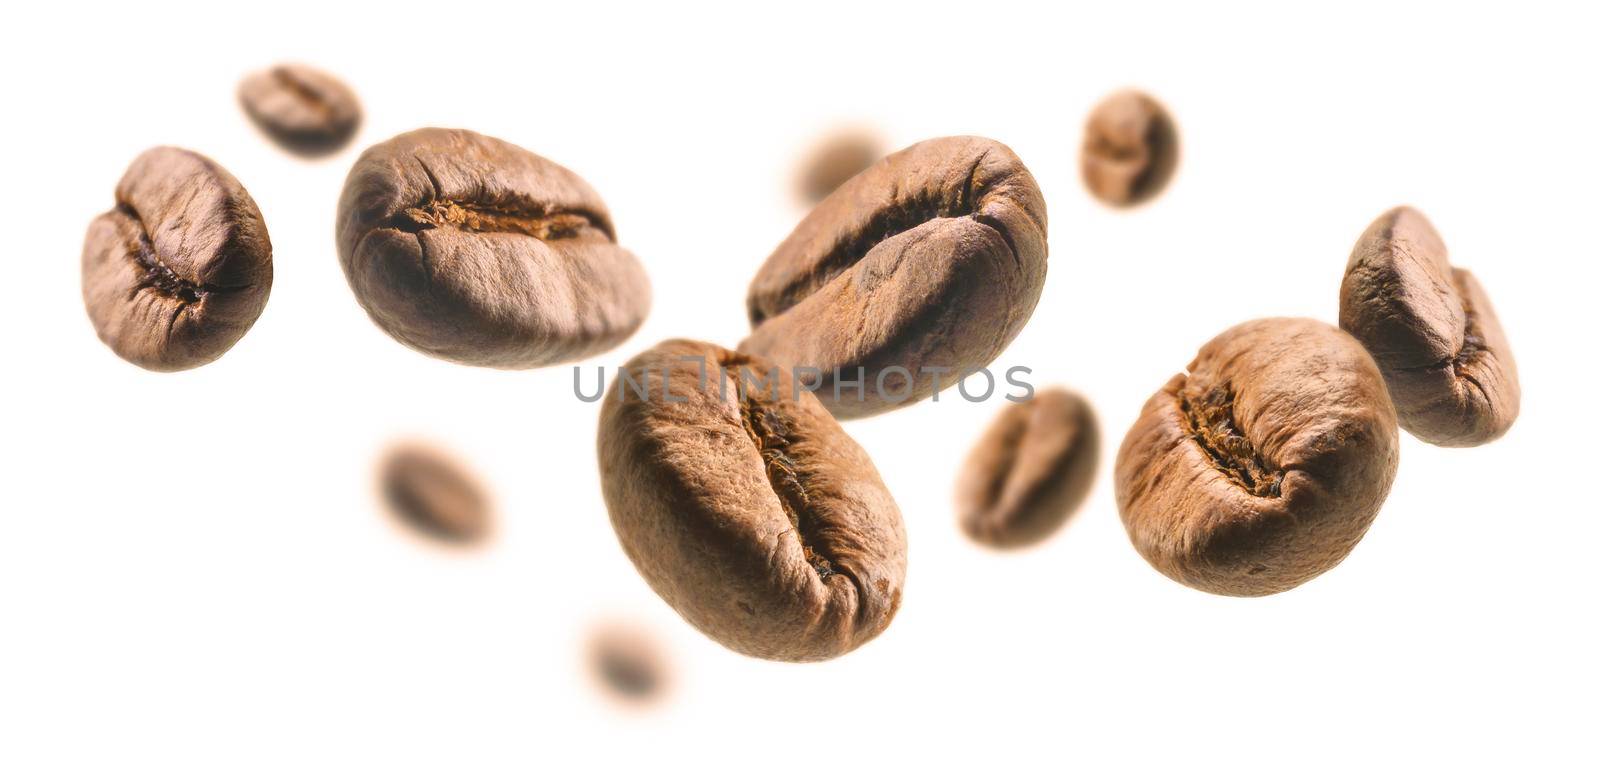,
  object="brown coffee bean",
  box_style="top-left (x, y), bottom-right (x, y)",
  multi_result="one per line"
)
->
top-left (1080, 89), bottom-right (1179, 207)
top-left (955, 387), bottom-right (1099, 549)
top-left (336, 128), bottom-right (651, 368)
top-left (597, 340), bottom-right (907, 662)
top-left (586, 622), bottom-right (670, 705)
top-left (379, 442), bottom-right (491, 544)
top-left (796, 129), bottom-right (882, 203)
top-left (81, 147), bottom-right (273, 372)
top-left (741, 136), bottom-right (1048, 419)
top-left (238, 64), bottom-right (362, 157)
top-left (1339, 207), bottom-right (1520, 446)
top-left (1115, 318), bottom-right (1398, 597)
